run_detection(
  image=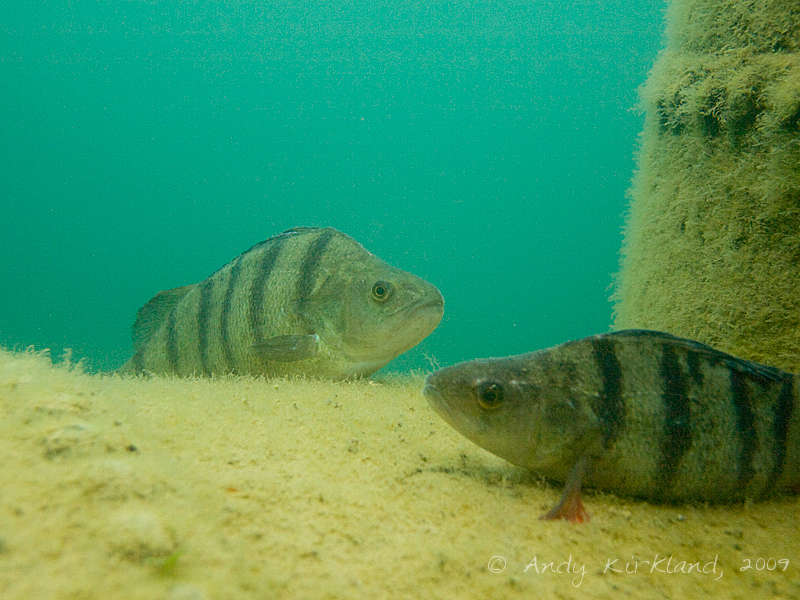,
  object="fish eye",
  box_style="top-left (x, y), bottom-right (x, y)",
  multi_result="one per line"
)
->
top-left (370, 280), bottom-right (392, 302)
top-left (476, 380), bottom-right (504, 410)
